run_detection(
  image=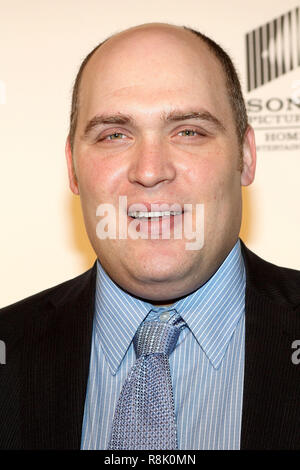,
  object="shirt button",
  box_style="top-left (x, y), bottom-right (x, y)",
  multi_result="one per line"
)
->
top-left (159, 312), bottom-right (170, 322)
